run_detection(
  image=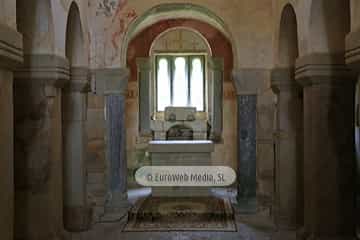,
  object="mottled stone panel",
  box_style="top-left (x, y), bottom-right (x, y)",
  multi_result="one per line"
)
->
top-left (237, 95), bottom-right (257, 211)
top-left (106, 95), bottom-right (127, 194)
